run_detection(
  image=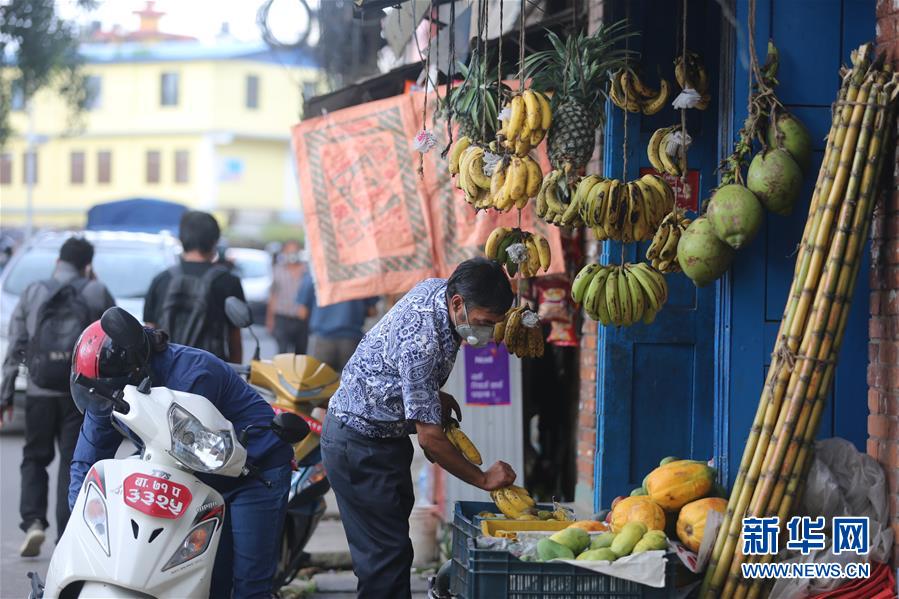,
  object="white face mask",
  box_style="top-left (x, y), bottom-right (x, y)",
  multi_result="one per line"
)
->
top-left (455, 302), bottom-right (494, 347)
